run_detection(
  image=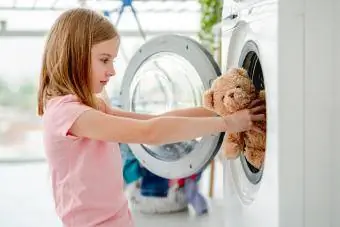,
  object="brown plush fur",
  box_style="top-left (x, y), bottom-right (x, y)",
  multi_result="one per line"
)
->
top-left (203, 68), bottom-right (266, 169)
